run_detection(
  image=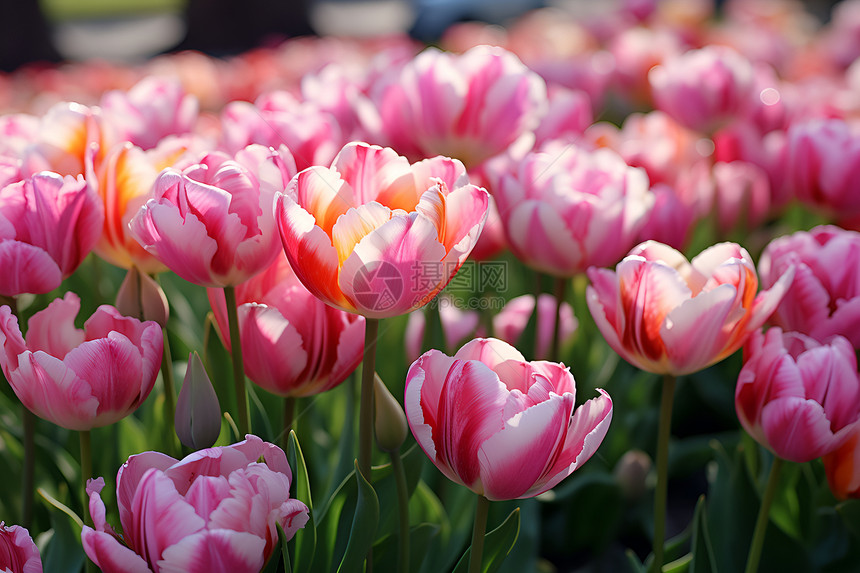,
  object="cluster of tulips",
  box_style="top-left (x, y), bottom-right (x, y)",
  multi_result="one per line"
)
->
top-left (0, 0), bottom-right (859, 571)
